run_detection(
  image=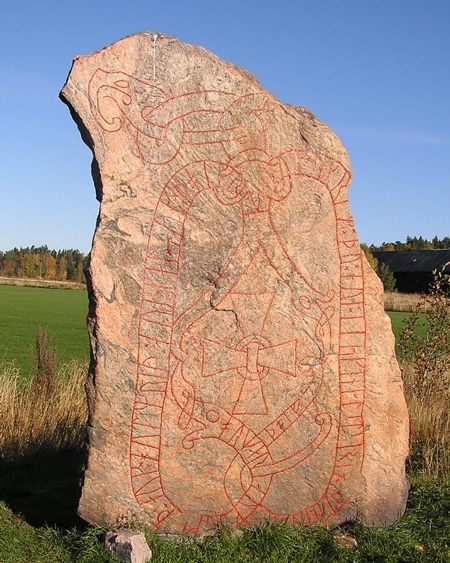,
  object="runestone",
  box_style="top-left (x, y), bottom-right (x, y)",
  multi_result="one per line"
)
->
top-left (61, 32), bottom-right (409, 534)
